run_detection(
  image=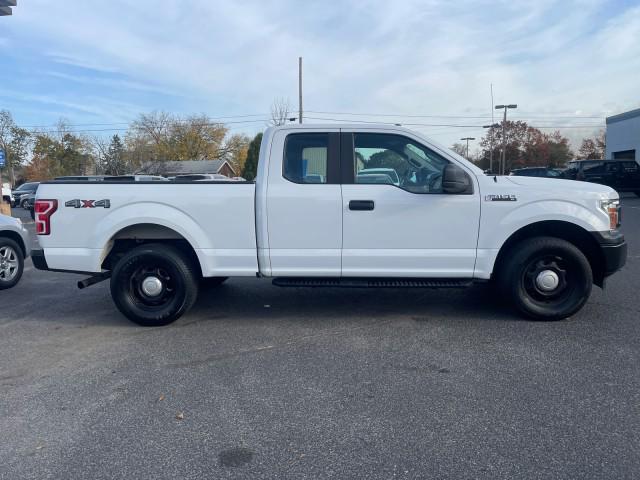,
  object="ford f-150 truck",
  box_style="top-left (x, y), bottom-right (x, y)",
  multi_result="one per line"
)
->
top-left (32, 124), bottom-right (627, 326)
